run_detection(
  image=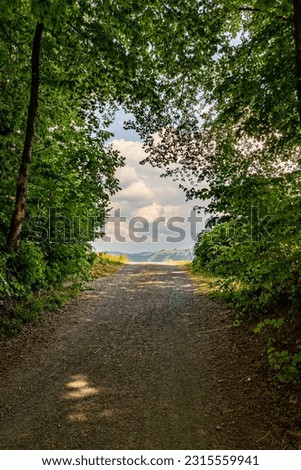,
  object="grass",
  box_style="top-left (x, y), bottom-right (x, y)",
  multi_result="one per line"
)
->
top-left (90, 253), bottom-right (127, 279)
top-left (185, 262), bottom-right (247, 302)
top-left (184, 262), bottom-right (222, 295)
top-left (185, 262), bottom-right (301, 381)
top-left (0, 253), bottom-right (126, 340)
top-left (0, 284), bottom-right (80, 339)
